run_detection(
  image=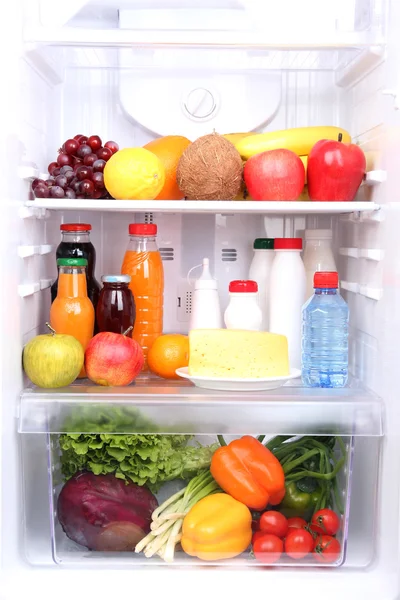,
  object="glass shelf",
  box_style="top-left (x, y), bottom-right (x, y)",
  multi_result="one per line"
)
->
top-left (19, 377), bottom-right (383, 436)
top-left (25, 199), bottom-right (381, 215)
